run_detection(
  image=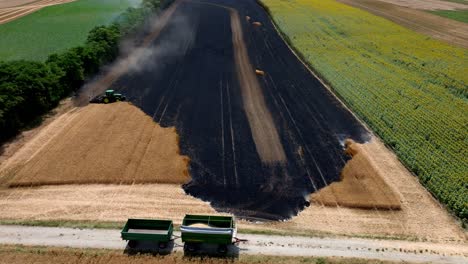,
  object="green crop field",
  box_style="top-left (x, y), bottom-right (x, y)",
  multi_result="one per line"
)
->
top-left (259, 0), bottom-right (468, 220)
top-left (430, 10), bottom-right (468, 23)
top-left (0, 0), bottom-right (139, 61)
